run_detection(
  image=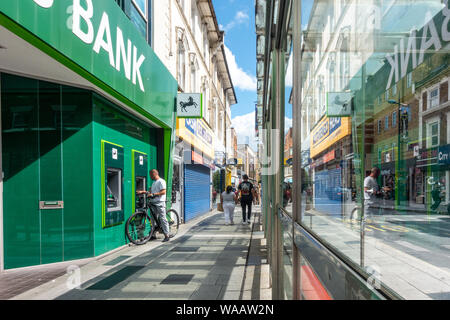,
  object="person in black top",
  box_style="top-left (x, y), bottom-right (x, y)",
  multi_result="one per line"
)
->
top-left (238, 174), bottom-right (257, 224)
